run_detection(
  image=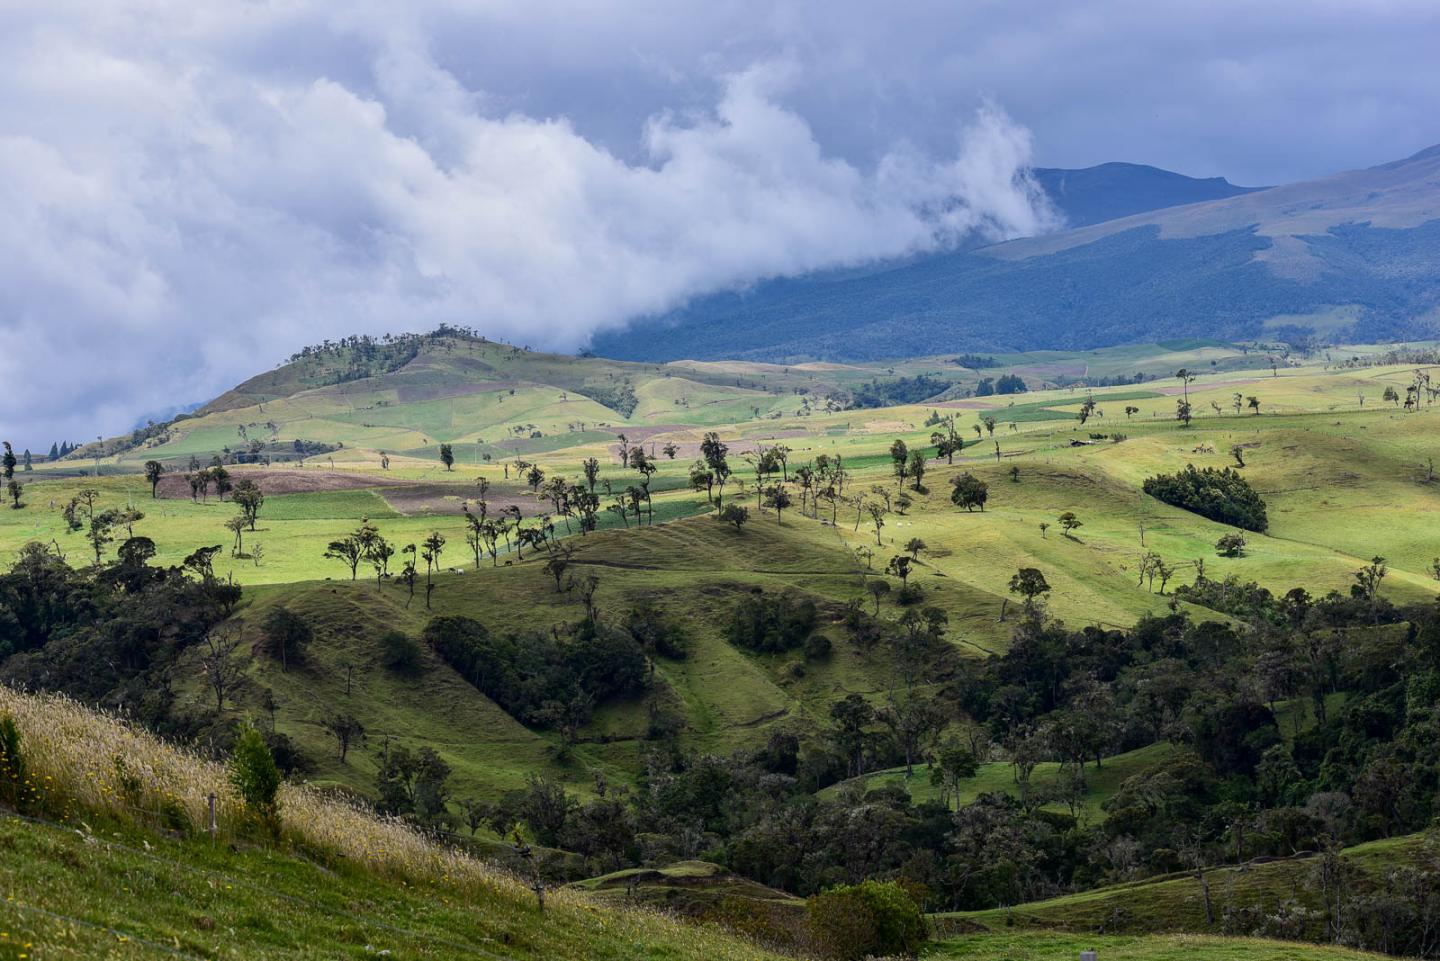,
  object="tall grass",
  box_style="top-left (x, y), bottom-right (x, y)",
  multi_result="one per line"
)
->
top-left (0, 685), bottom-right (779, 961)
